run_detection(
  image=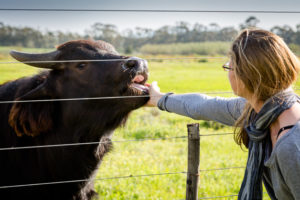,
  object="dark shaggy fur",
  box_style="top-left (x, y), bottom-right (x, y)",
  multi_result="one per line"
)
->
top-left (0, 40), bottom-right (149, 200)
